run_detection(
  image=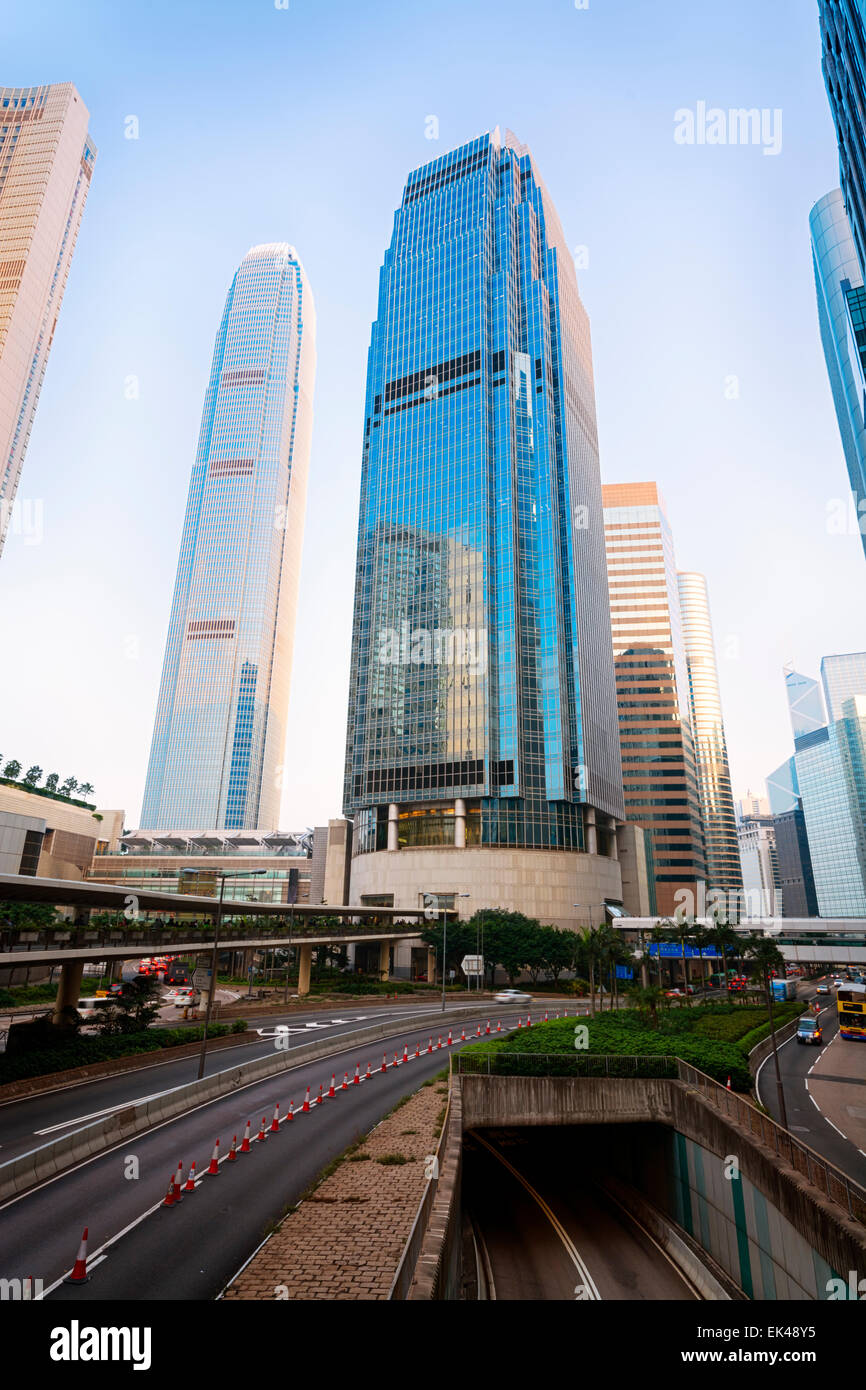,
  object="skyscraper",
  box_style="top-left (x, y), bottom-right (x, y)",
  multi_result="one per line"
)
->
top-left (0, 83), bottom-right (96, 554)
top-left (821, 650), bottom-right (866, 721)
top-left (602, 482), bottom-right (706, 916)
top-left (796, 695), bottom-right (866, 917)
top-left (140, 244), bottom-right (315, 831)
top-left (809, 191), bottom-right (866, 557)
top-left (677, 572), bottom-right (743, 902)
top-left (343, 129), bottom-right (627, 929)
top-left (818, 1), bottom-right (866, 277)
